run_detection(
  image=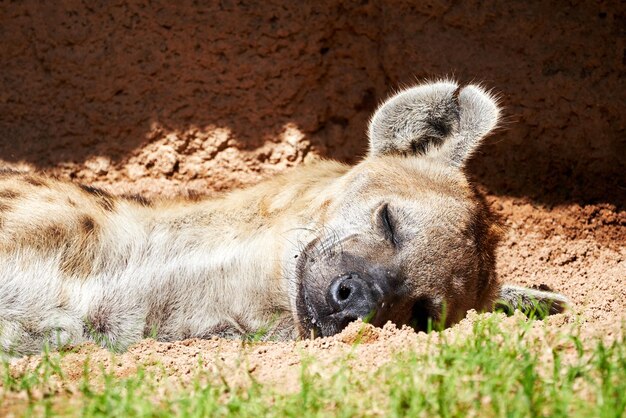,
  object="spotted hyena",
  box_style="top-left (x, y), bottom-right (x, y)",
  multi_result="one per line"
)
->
top-left (0, 81), bottom-right (567, 357)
